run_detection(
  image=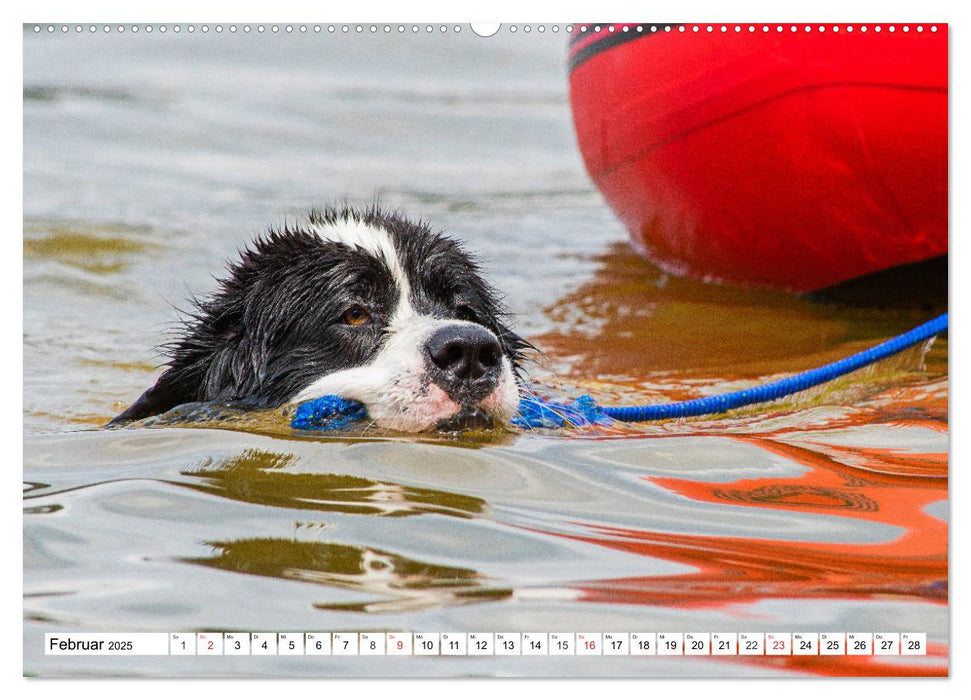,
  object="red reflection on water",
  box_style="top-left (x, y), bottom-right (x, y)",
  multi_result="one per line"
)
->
top-left (533, 423), bottom-right (947, 676)
top-left (654, 434), bottom-right (948, 557)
